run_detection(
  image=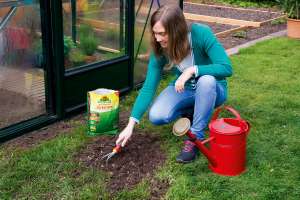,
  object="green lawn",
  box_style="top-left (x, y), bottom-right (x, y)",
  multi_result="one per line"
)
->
top-left (1, 37), bottom-right (300, 199)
